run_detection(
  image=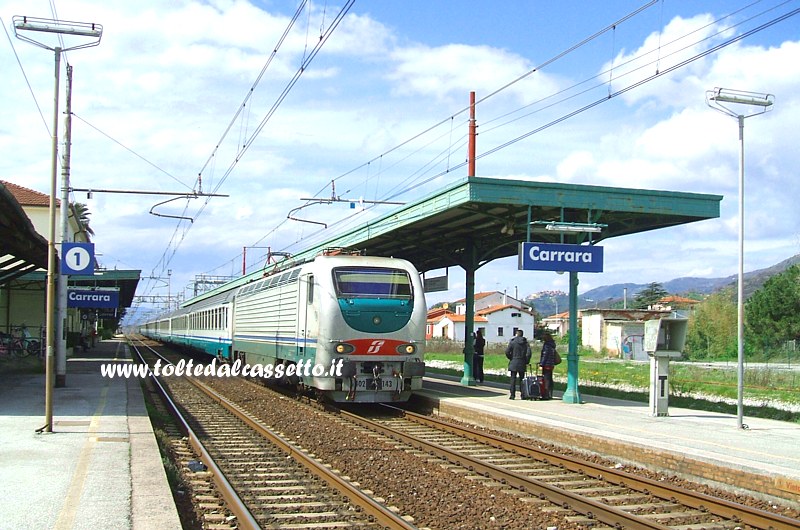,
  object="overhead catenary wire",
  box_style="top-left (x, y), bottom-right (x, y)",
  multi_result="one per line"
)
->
top-left (258, 2), bottom-right (800, 267)
top-left (71, 113), bottom-right (194, 191)
top-left (132, 0), bottom-right (668, 297)
top-left (196, 0), bottom-right (309, 182)
top-left (122, 1), bottom-right (798, 316)
top-left (137, 1), bottom-right (356, 302)
top-left (193, 0), bottom-right (731, 280)
top-left (1, 16), bottom-right (50, 134)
